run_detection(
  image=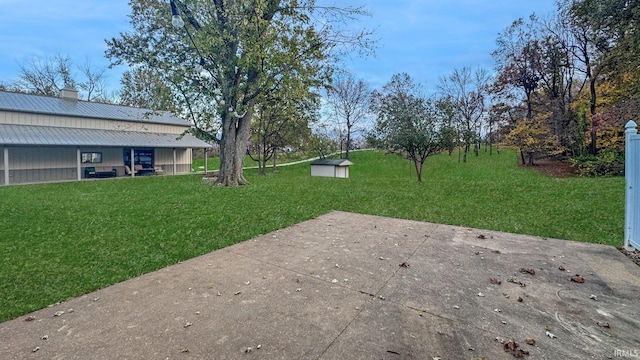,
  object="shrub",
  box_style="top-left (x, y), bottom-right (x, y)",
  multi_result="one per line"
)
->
top-left (572, 151), bottom-right (625, 176)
